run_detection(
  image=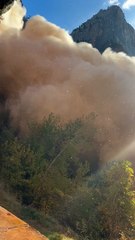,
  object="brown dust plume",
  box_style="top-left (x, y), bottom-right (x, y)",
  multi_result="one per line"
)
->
top-left (1, 1), bottom-right (135, 162)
